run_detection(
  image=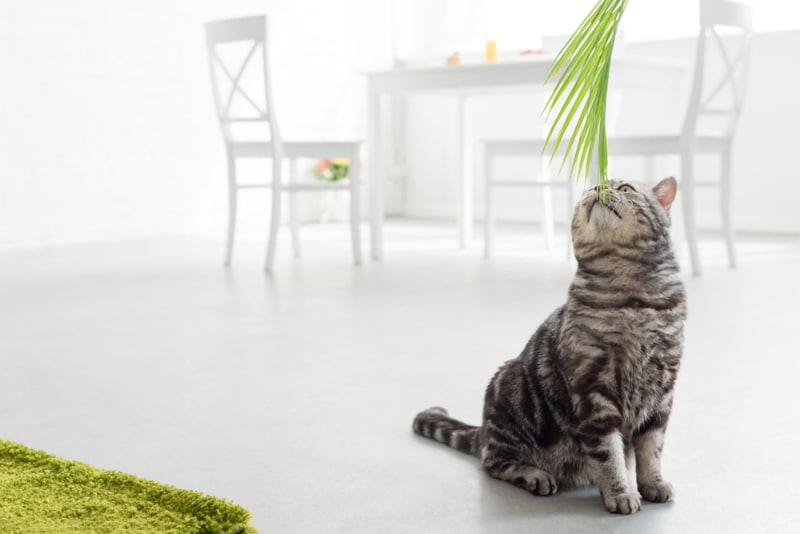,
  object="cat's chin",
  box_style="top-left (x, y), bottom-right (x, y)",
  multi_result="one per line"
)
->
top-left (583, 203), bottom-right (623, 234)
top-left (591, 199), bottom-right (623, 220)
